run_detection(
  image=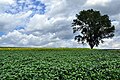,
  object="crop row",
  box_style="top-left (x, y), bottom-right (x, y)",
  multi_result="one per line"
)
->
top-left (0, 47), bottom-right (91, 51)
top-left (0, 49), bottom-right (120, 79)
